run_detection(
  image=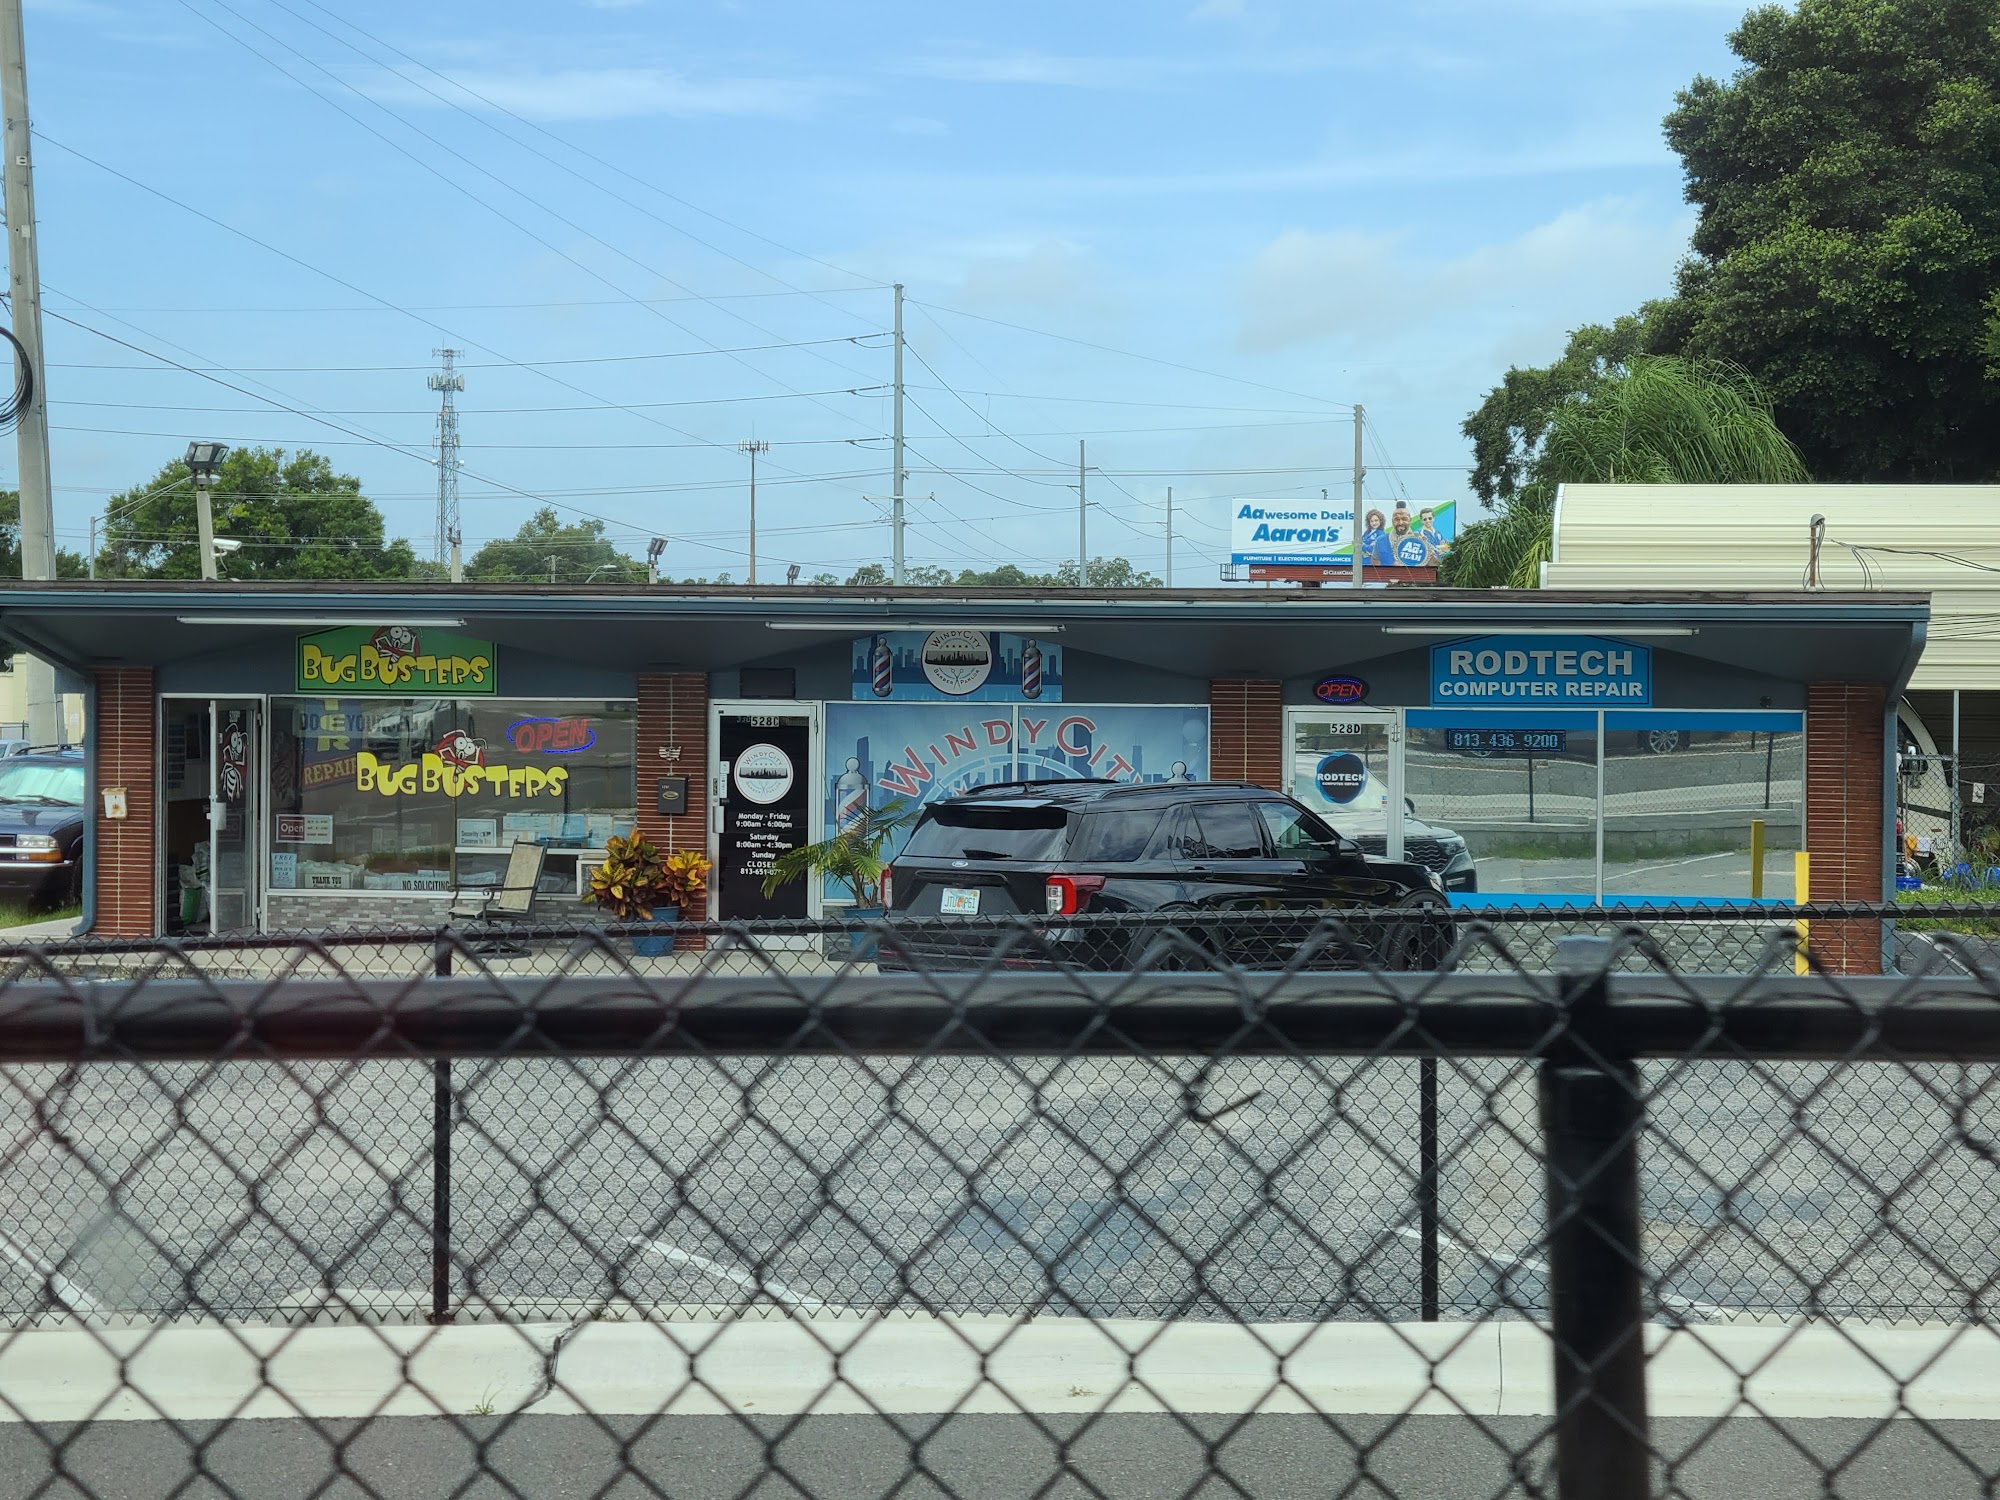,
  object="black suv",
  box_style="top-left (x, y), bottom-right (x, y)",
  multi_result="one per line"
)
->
top-left (881, 779), bottom-right (1454, 971)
